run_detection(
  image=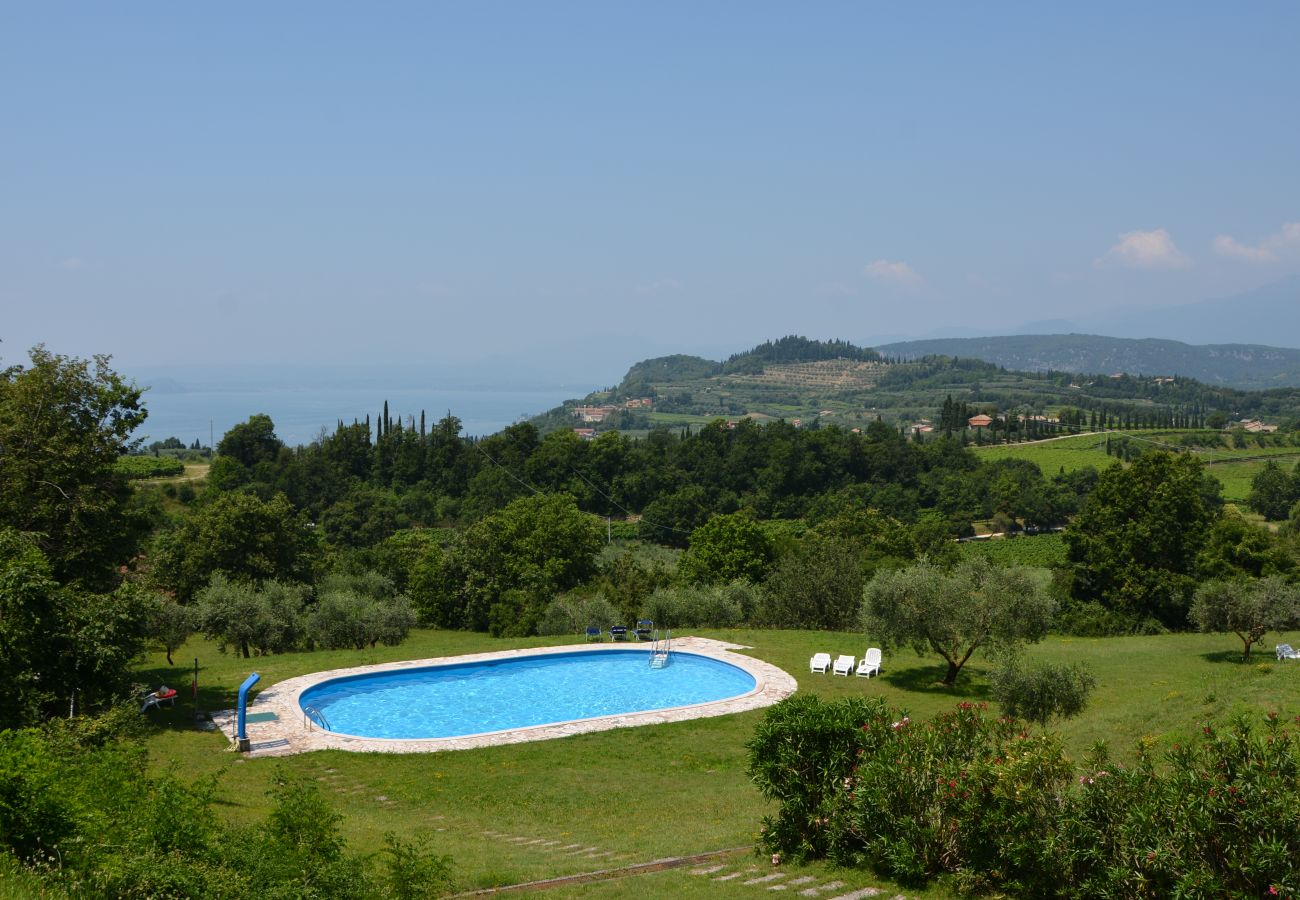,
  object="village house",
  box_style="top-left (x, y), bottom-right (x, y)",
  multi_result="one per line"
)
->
top-left (968, 414), bottom-right (993, 428)
top-left (572, 404), bottom-right (619, 423)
